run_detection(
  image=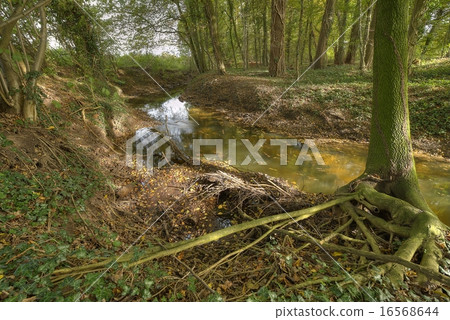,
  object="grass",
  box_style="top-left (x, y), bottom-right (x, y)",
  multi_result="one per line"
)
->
top-left (227, 58), bottom-right (449, 139)
top-left (115, 53), bottom-right (192, 73)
